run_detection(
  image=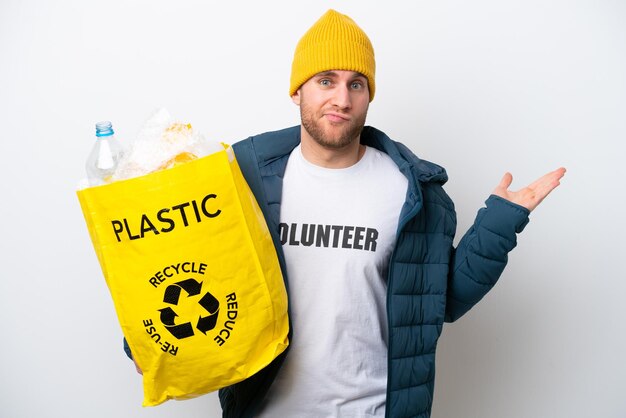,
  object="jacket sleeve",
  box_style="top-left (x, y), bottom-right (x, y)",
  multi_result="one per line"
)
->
top-left (123, 337), bottom-right (133, 360)
top-left (445, 194), bottom-right (530, 322)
